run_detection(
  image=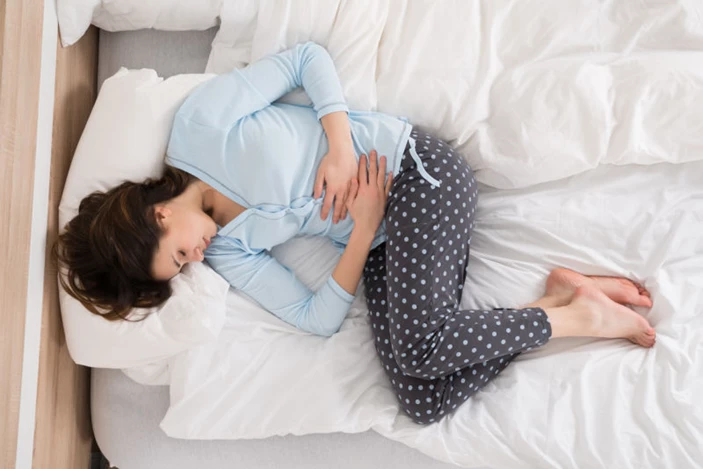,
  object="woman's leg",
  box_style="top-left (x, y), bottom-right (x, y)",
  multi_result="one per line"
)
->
top-left (363, 243), bottom-right (524, 424)
top-left (363, 247), bottom-right (655, 424)
top-left (362, 130), bottom-right (550, 424)
top-left (362, 129), bottom-right (655, 424)
top-left (382, 130), bottom-right (552, 380)
top-left (530, 287), bottom-right (656, 345)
